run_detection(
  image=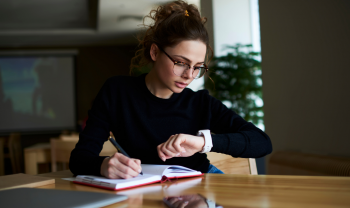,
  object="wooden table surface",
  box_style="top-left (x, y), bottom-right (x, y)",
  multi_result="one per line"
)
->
top-left (38, 170), bottom-right (350, 208)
